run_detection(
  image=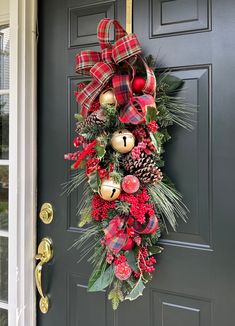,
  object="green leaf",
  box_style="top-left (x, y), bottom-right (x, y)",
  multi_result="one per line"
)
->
top-left (88, 267), bottom-right (103, 290)
top-left (125, 278), bottom-right (145, 301)
top-left (147, 245), bottom-right (164, 255)
top-left (150, 132), bottom-right (159, 153)
top-left (78, 207), bottom-right (92, 228)
top-left (95, 144), bottom-right (106, 159)
top-left (88, 171), bottom-right (101, 193)
top-left (74, 113), bottom-right (84, 122)
top-left (125, 250), bottom-right (138, 272)
top-left (88, 265), bottom-right (114, 292)
top-left (146, 106), bottom-right (157, 123)
top-left (162, 75), bottom-right (184, 94)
